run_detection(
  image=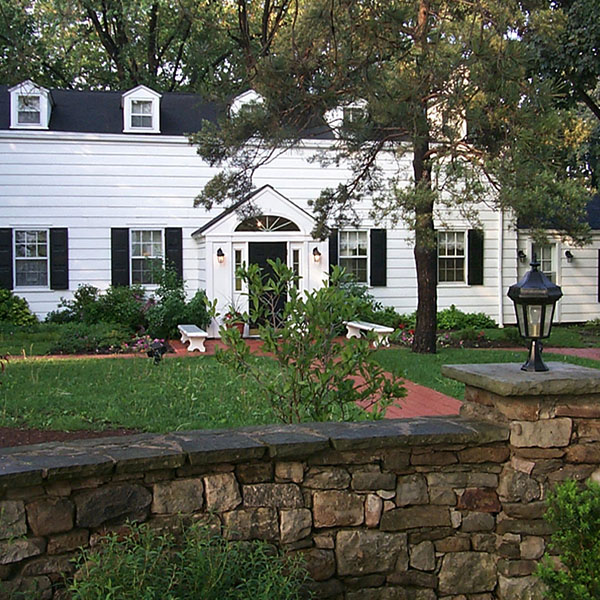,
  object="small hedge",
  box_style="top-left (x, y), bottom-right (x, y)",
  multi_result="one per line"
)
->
top-left (0, 289), bottom-right (37, 326)
top-left (66, 522), bottom-right (311, 600)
